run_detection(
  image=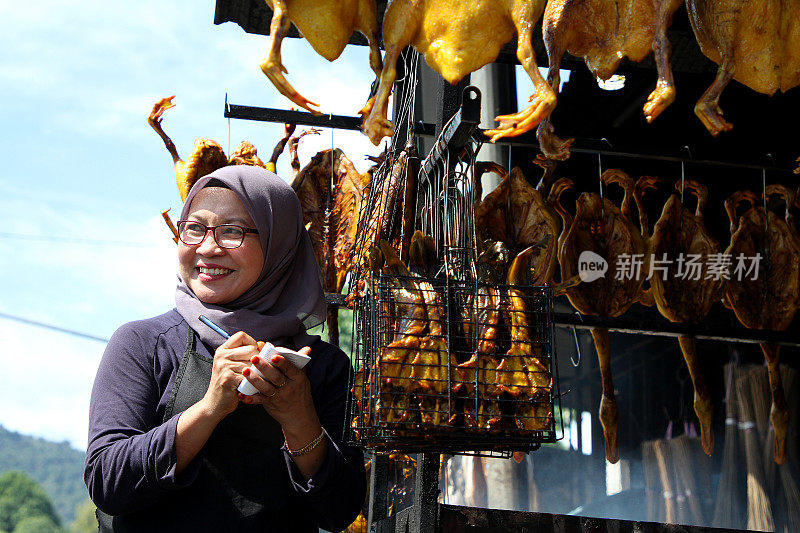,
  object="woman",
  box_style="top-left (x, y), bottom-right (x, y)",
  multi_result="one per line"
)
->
top-left (85, 165), bottom-right (365, 532)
